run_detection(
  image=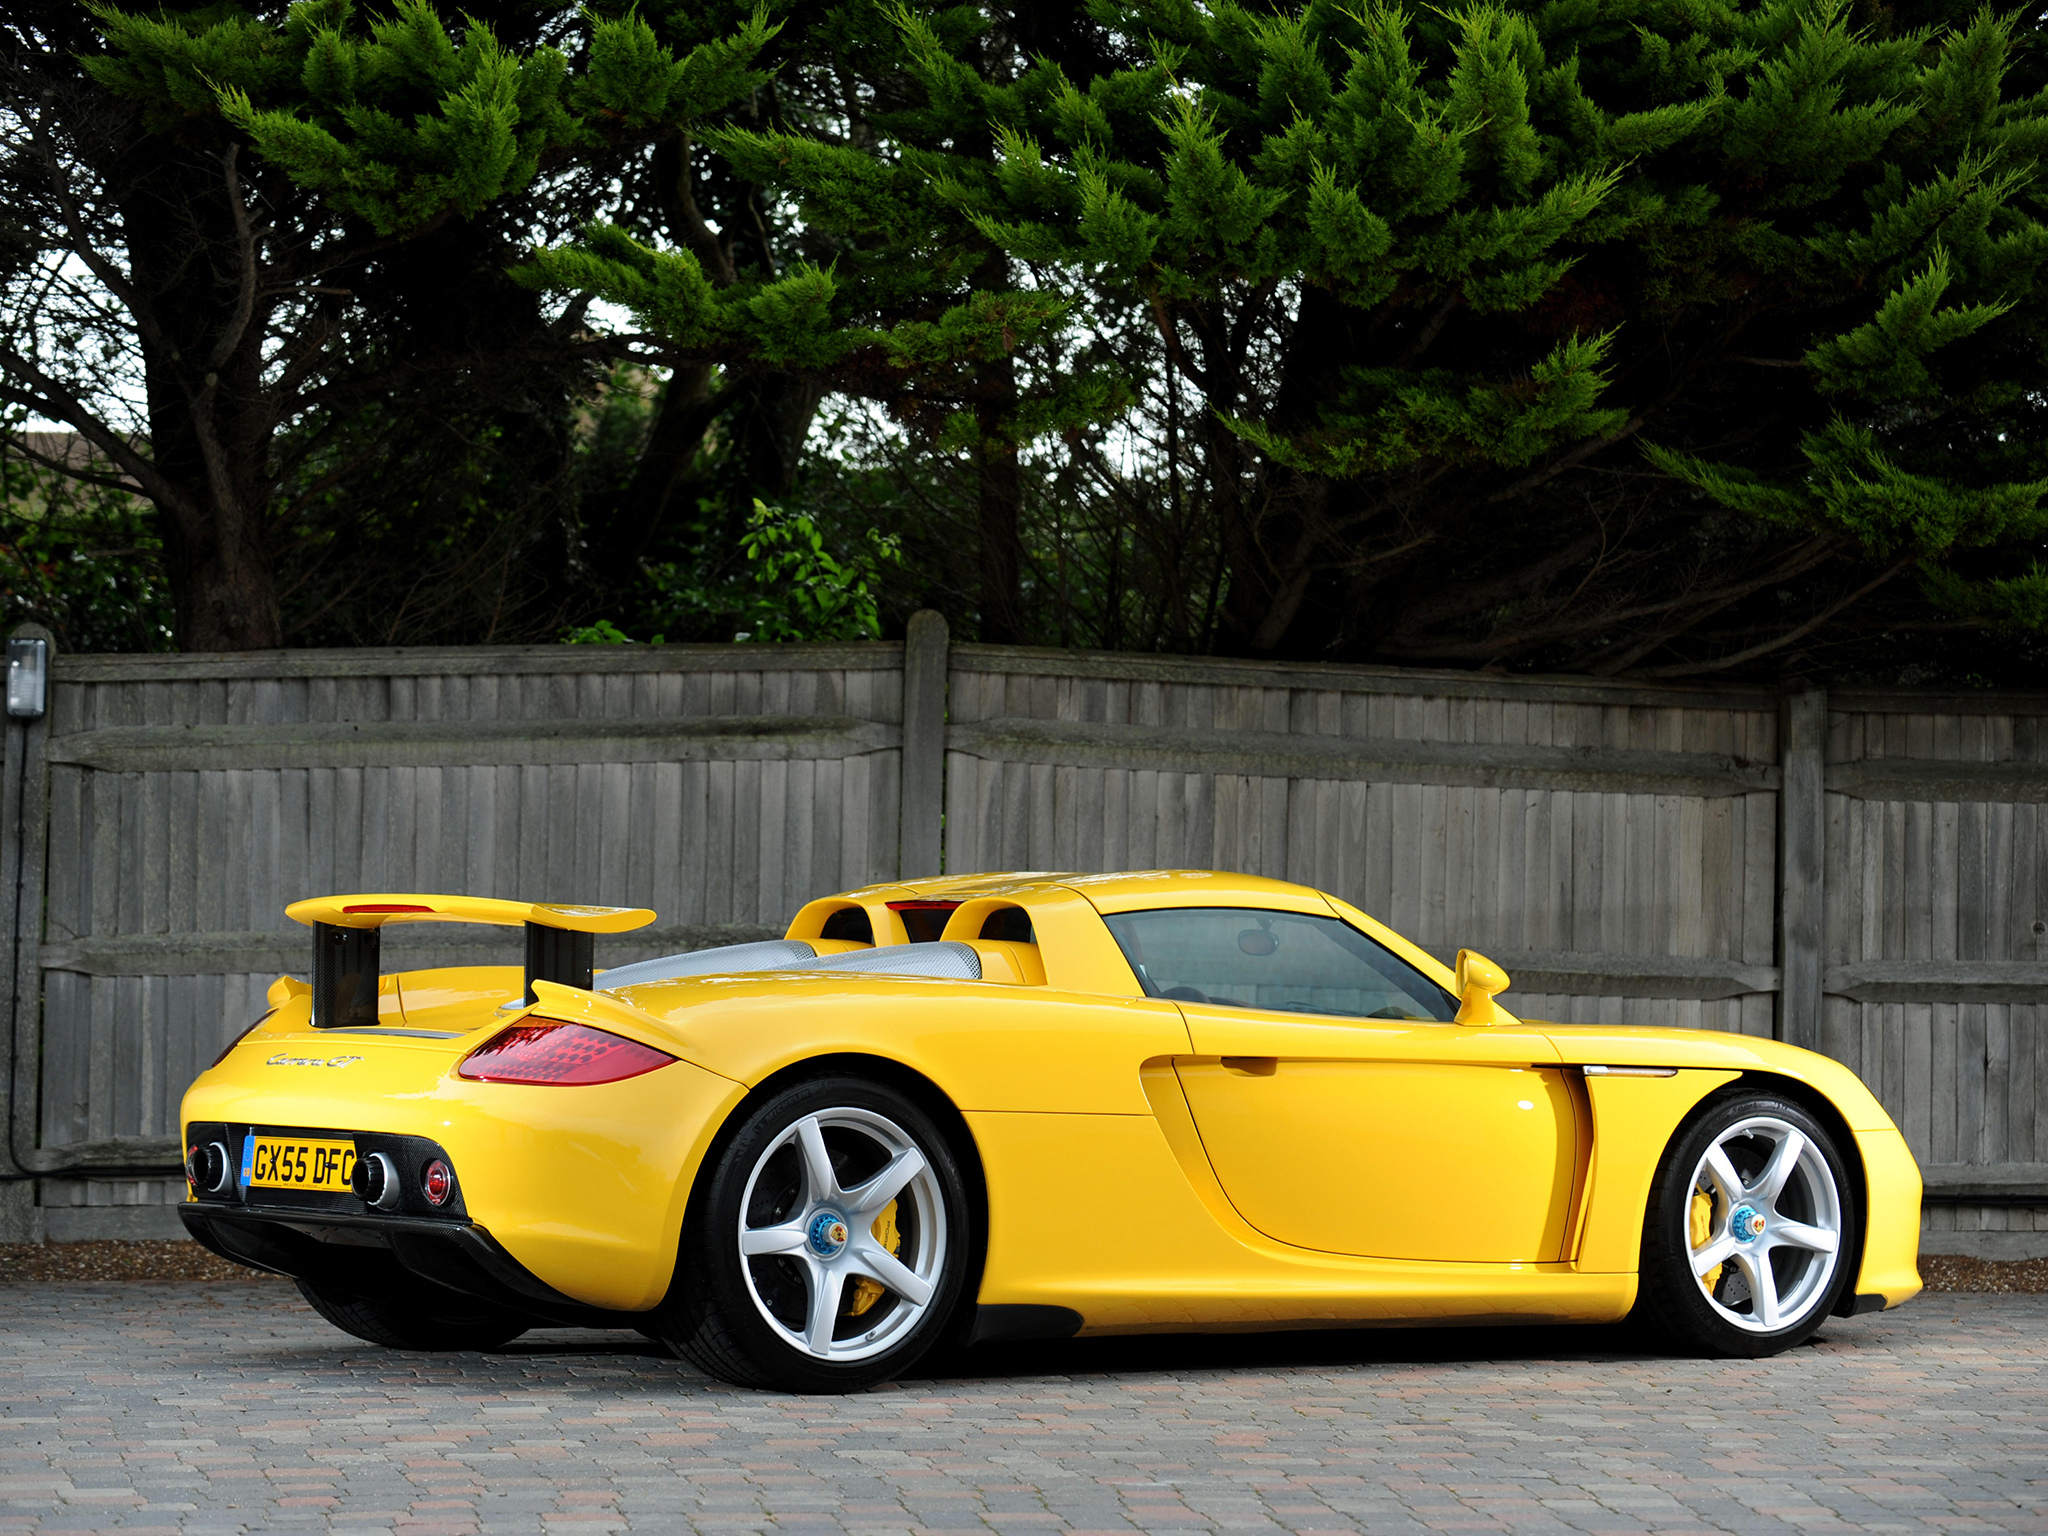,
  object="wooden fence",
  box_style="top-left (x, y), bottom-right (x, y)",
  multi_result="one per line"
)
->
top-left (2, 616), bottom-right (2042, 1255)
